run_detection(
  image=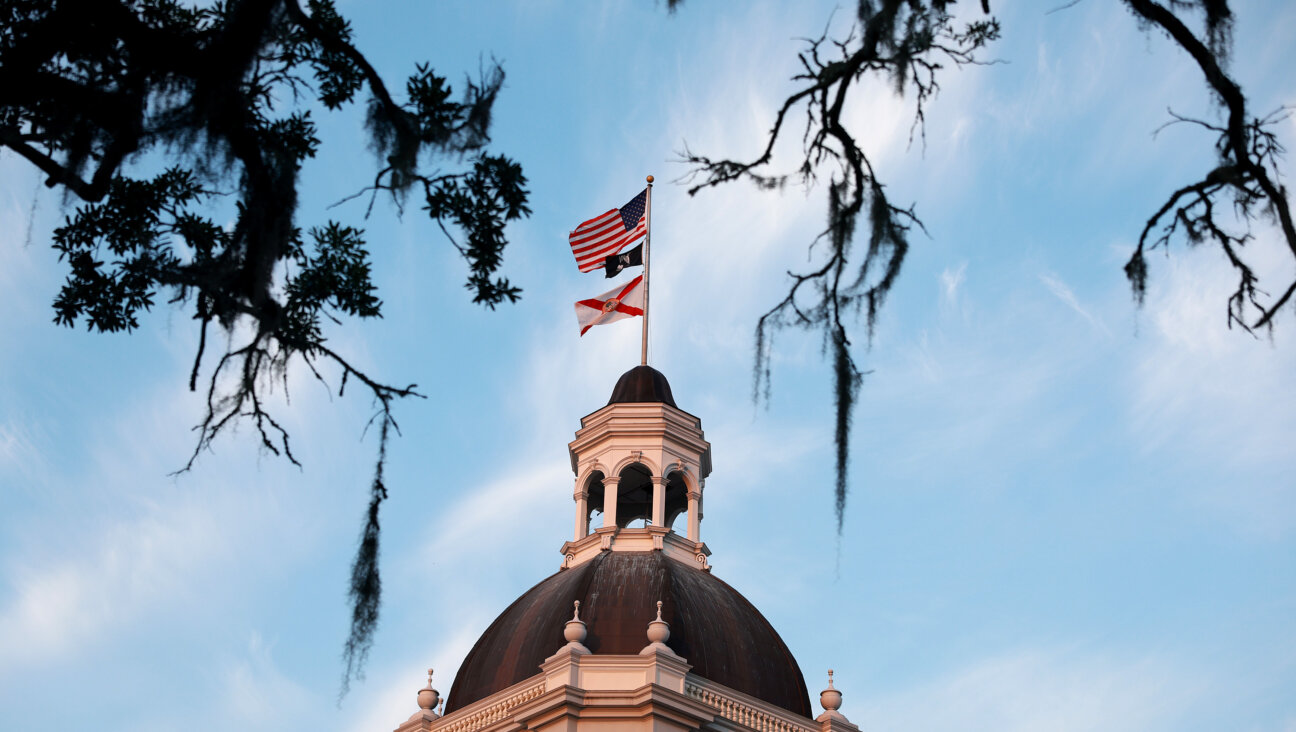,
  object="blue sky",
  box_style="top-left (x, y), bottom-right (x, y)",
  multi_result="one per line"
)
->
top-left (2, 1), bottom-right (1295, 730)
